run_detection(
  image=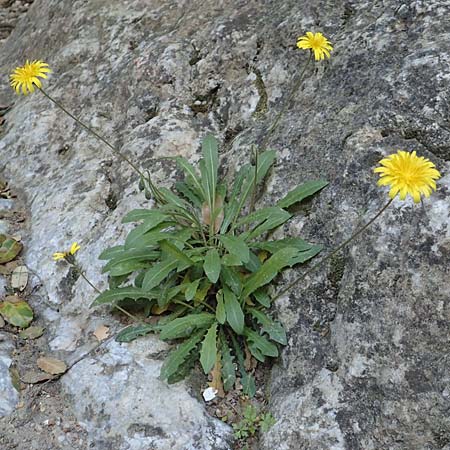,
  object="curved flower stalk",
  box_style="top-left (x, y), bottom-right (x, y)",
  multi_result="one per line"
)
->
top-left (261, 31), bottom-right (333, 149)
top-left (272, 150), bottom-right (441, 301)
top-left (10, 61), bottom-right (144, 179)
